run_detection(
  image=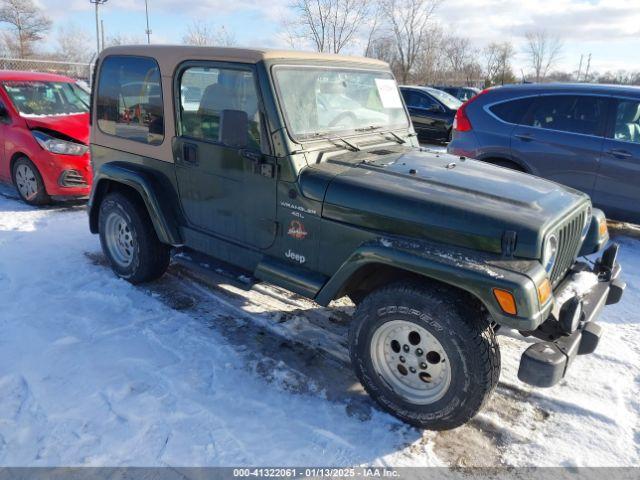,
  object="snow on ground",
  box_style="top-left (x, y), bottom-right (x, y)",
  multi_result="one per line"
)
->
top-left (0, 184), bottom-right (639, 467)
